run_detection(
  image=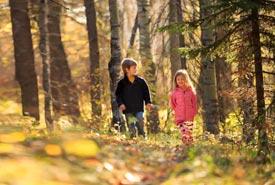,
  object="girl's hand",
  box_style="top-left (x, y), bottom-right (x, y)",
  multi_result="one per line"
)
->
top-left (119, 104), bottom-right (126, 111)
top-left (146, 103), bottom-right (152, 111)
